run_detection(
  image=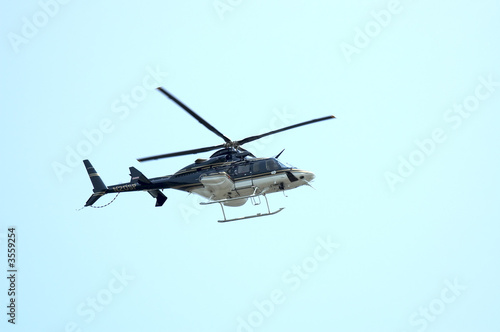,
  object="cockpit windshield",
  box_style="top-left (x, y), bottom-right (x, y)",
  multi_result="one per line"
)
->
top-left (278, 160), bottom-right (293, 169)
